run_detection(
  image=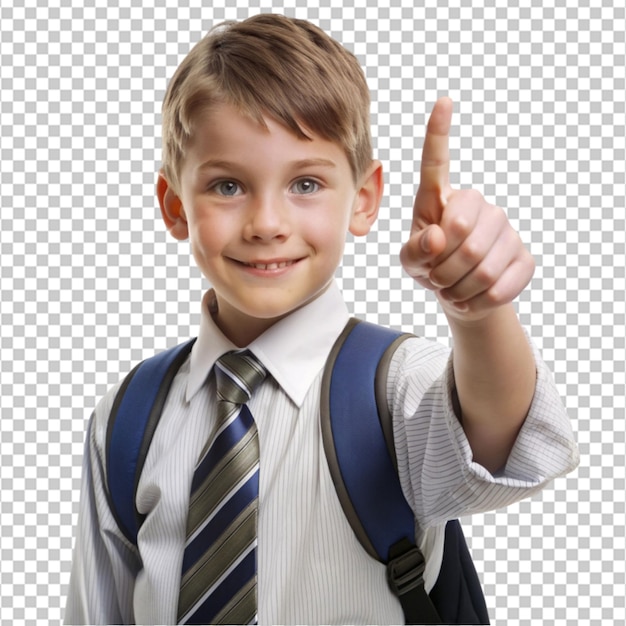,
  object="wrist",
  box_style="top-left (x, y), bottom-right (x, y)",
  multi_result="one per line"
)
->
top-left (445, 302), bottom-right (519, 337)
top-left (438, 294), bottom-right (512, 328)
